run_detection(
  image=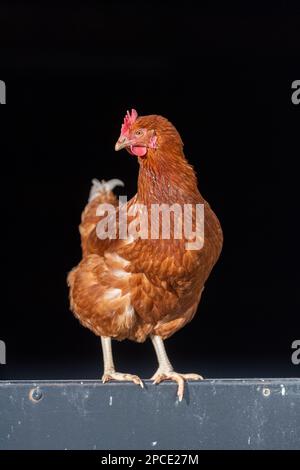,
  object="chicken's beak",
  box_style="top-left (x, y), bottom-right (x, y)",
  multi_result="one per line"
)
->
top-left (115, 136), bottom-right (131, 151)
